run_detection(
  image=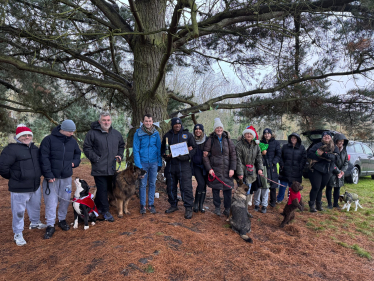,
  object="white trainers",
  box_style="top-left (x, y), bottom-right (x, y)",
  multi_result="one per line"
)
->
top-left (14, 233), bottom-right (27, 246)
top-left (29, 221), bottom-right (47, 229)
